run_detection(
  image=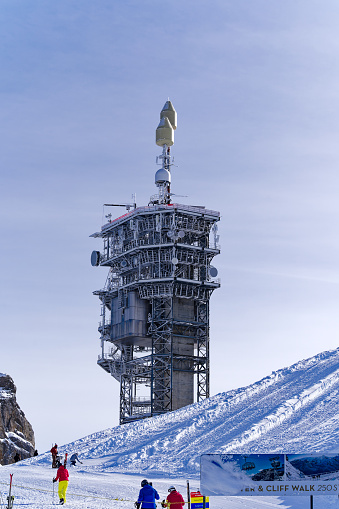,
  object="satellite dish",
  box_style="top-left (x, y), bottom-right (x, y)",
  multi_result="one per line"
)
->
top-left (121, 260), bottom-right (127, 268)
top-left (168, 230), bottom-right (184, 241)
top-left (209, 266), bottom-right (218, 278)
top-left (91, 251), bottom-right (100, 267)
top-left (172, 258), bottom-right (179, 265)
